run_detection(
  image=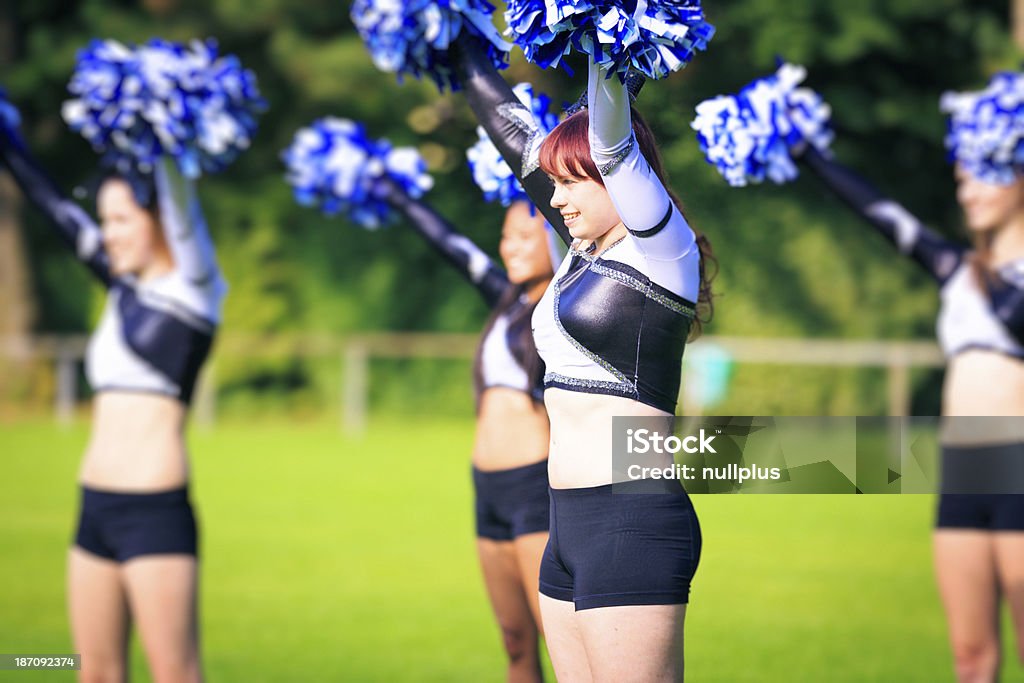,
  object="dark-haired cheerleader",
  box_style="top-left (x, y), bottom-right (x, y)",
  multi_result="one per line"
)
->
top-left (386, 188), bottom-right (556, 683)
top-left (694, 65), bottom-right (1024, 683)
top-left (0, 39), bottom-right (261, 682)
